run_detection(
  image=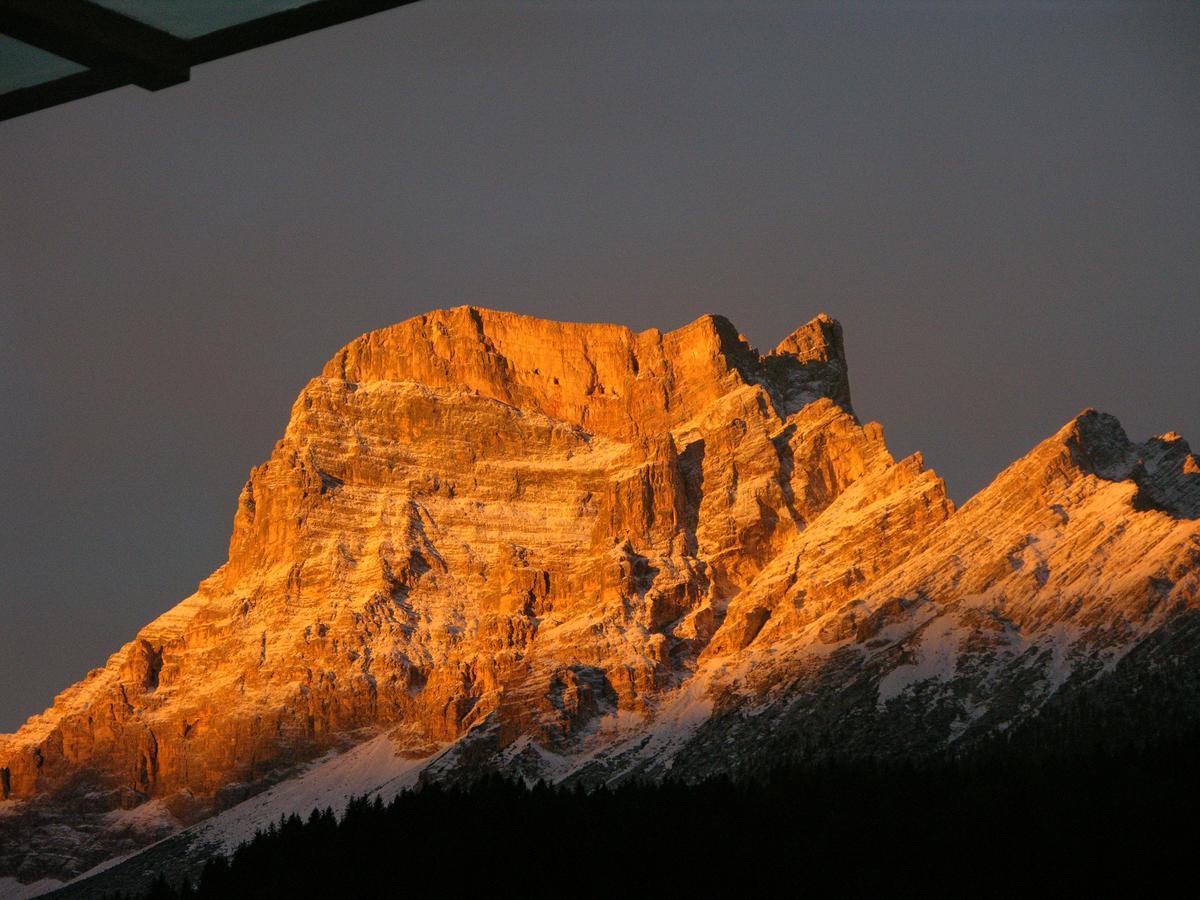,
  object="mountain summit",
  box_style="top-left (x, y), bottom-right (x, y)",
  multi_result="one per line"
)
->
top-left (2, 308), bottom-right (1198, 887)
